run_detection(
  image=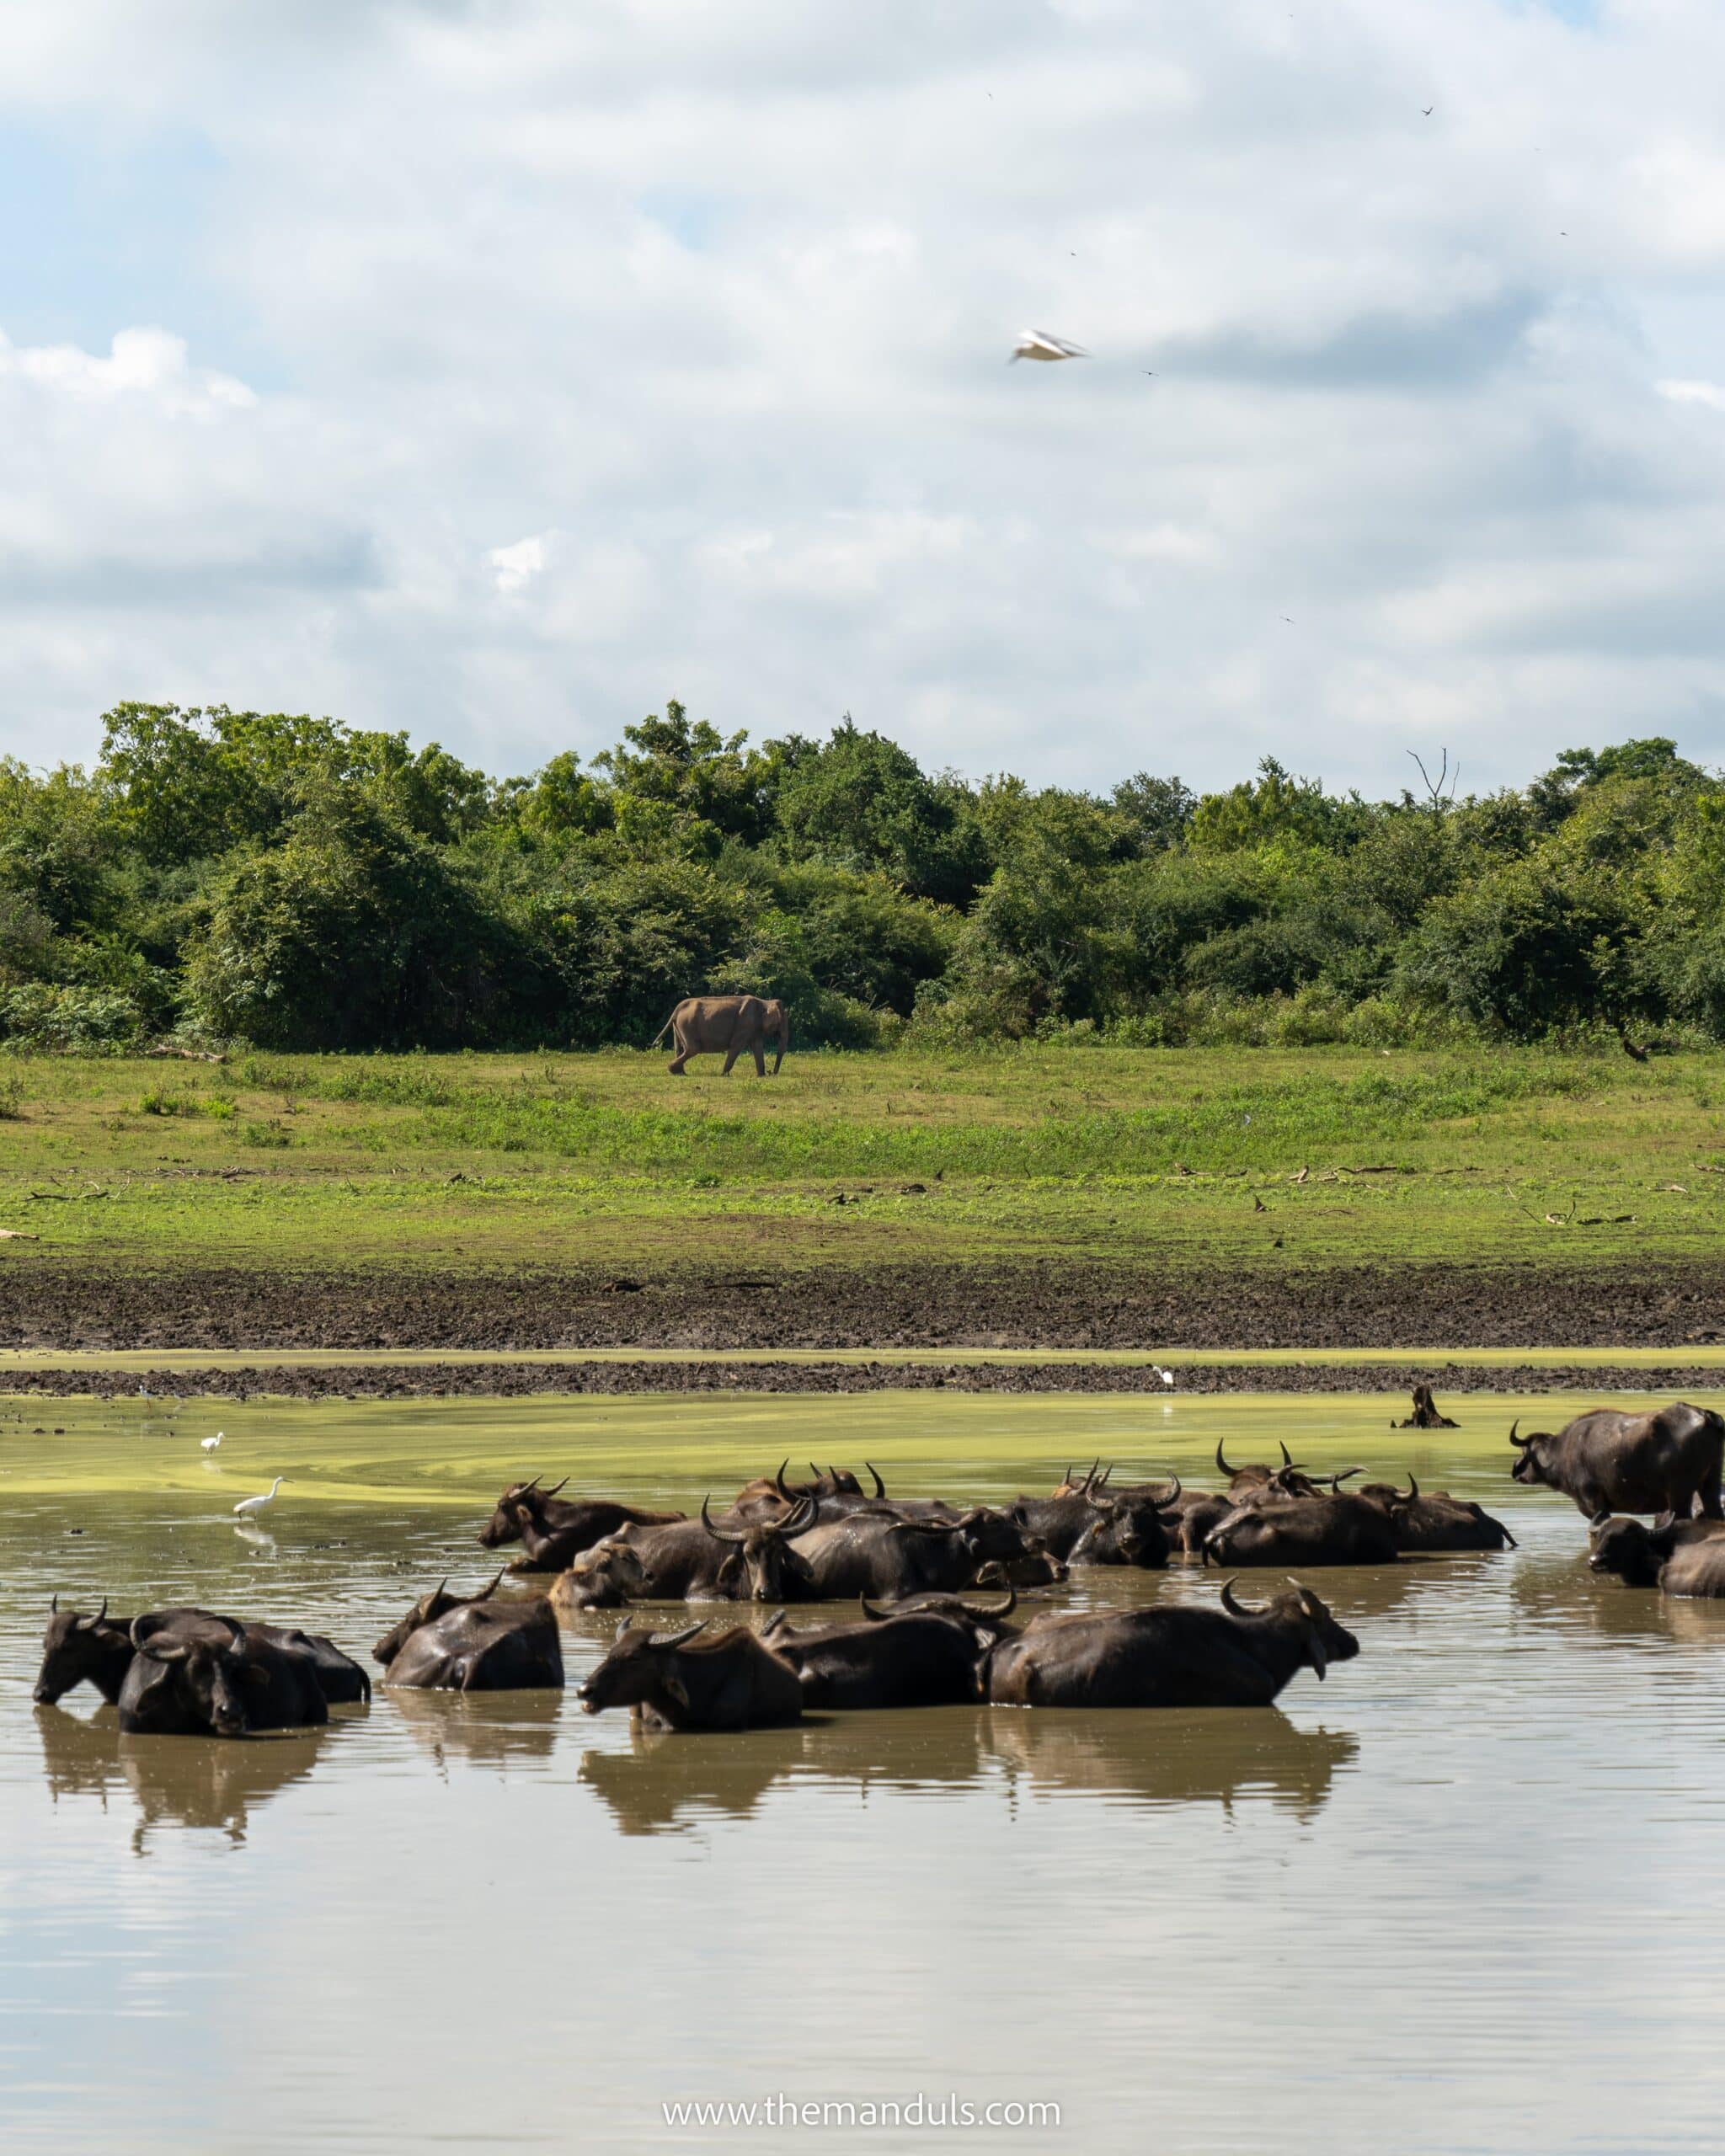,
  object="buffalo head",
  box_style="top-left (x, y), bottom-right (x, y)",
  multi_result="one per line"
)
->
top-left (478, 1476), bottom-right (569, 1548)
top-left (700, 1494), bottom-right (819, 1600)
top-left (130, 1614), bottom-right (257, 1737)
top-left (1219, 1577), bottom-right (1359, 1679)
top-left (34, 1596), bottom-right (114, 1705)
top-left (578, 1619), bottom-right (708, 1714)
top-left (1507, 1422), bottom-right (1554, 1487)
